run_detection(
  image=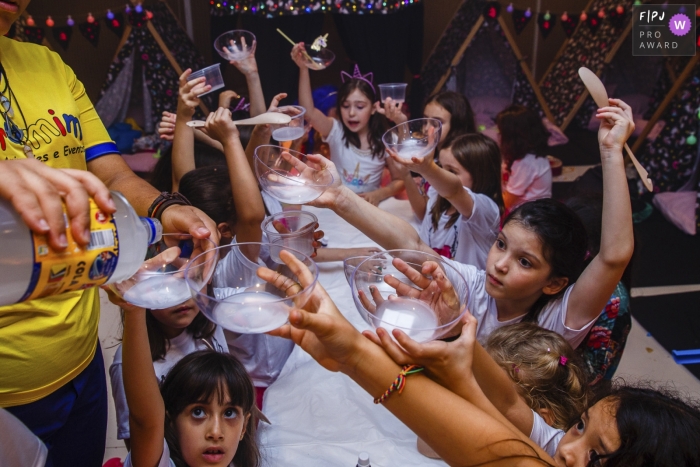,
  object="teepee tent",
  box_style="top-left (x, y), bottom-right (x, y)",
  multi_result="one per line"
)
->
top-left (95, 1), bottom-right (209, 134)
top-left (421, 0), bottom-right (554, 124)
